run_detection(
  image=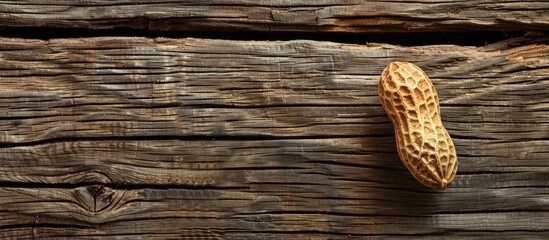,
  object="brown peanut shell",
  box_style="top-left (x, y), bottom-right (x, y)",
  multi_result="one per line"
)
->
top-left (379, 62), bottom-right (458, 191)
